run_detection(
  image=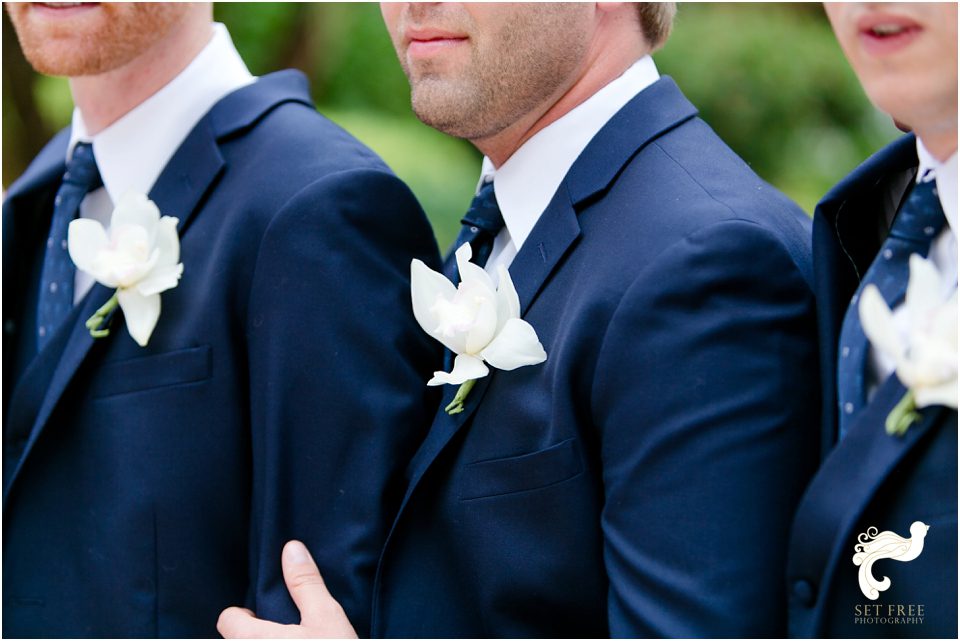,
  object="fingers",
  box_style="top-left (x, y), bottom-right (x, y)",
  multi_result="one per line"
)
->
top-left (217, 607), bottom-right (298, 639)
top-left (282, 541), bottom-right (334, 622)
top-left (282, 541), bottom-right (357, 637)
